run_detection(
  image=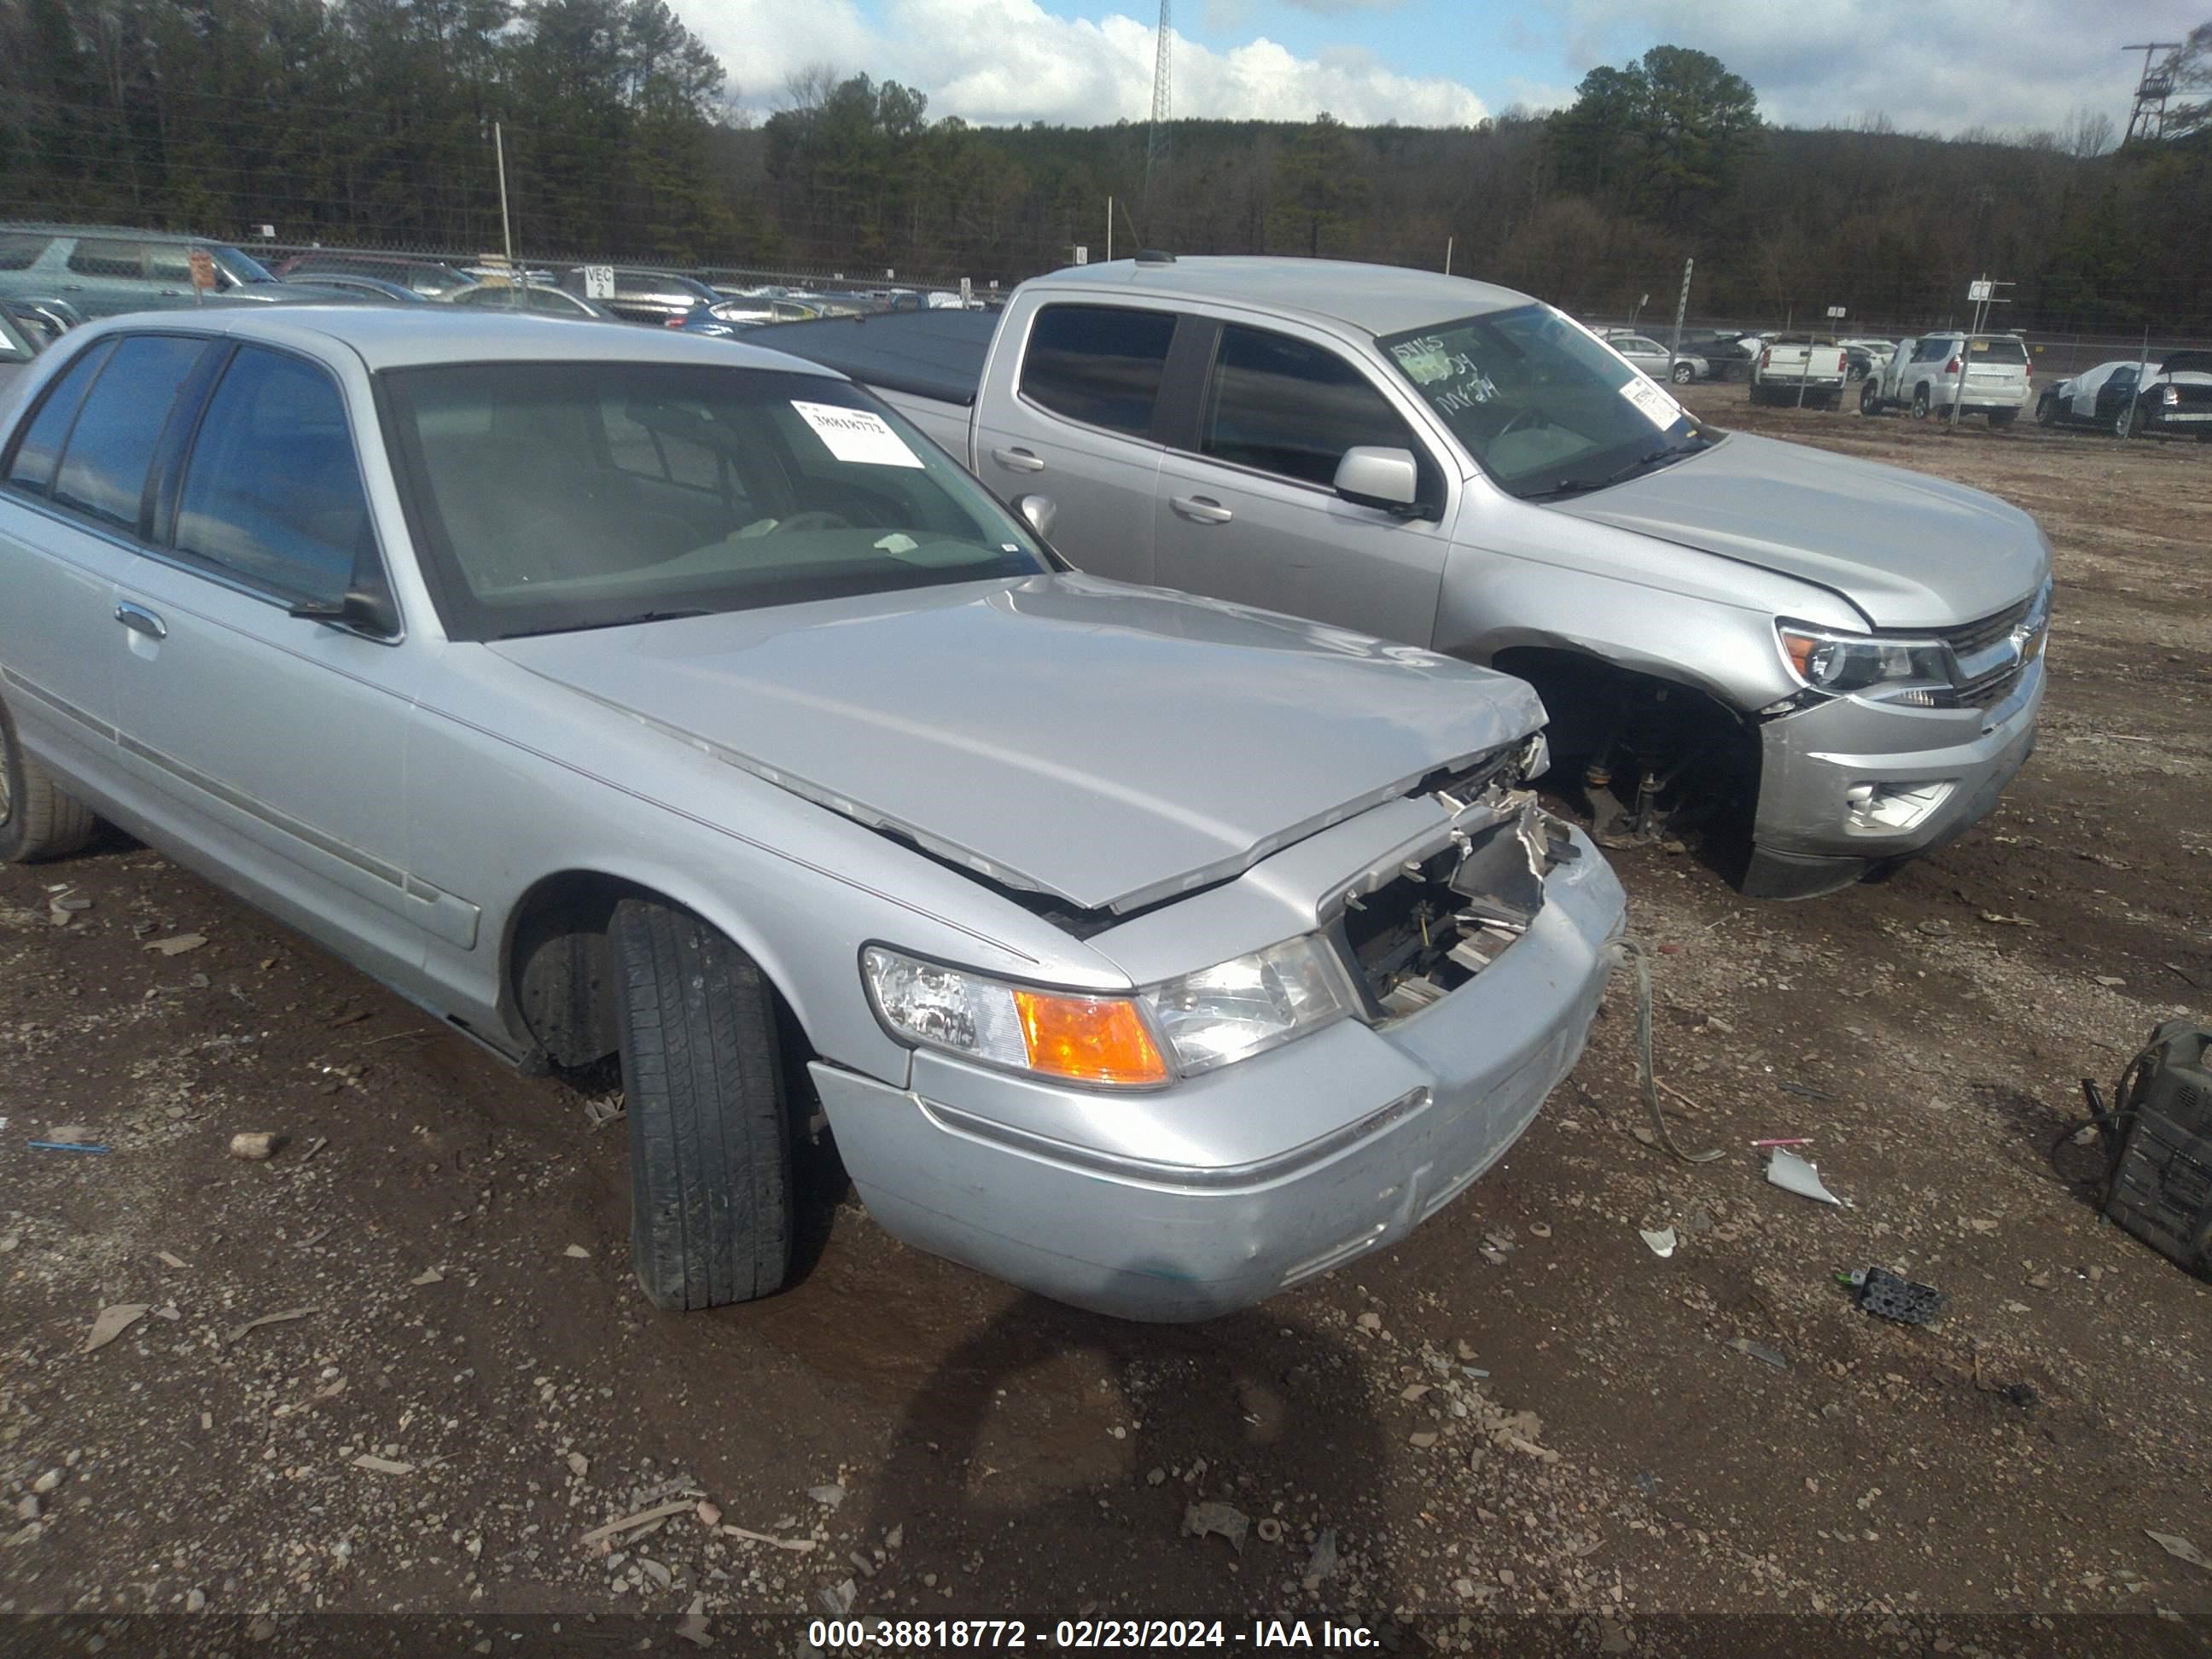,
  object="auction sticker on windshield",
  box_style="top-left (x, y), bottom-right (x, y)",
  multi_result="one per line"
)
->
top-left (1618, 375), bottom-right (1684, 430)
top-left (793, 401), bottom-right (923, 469)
